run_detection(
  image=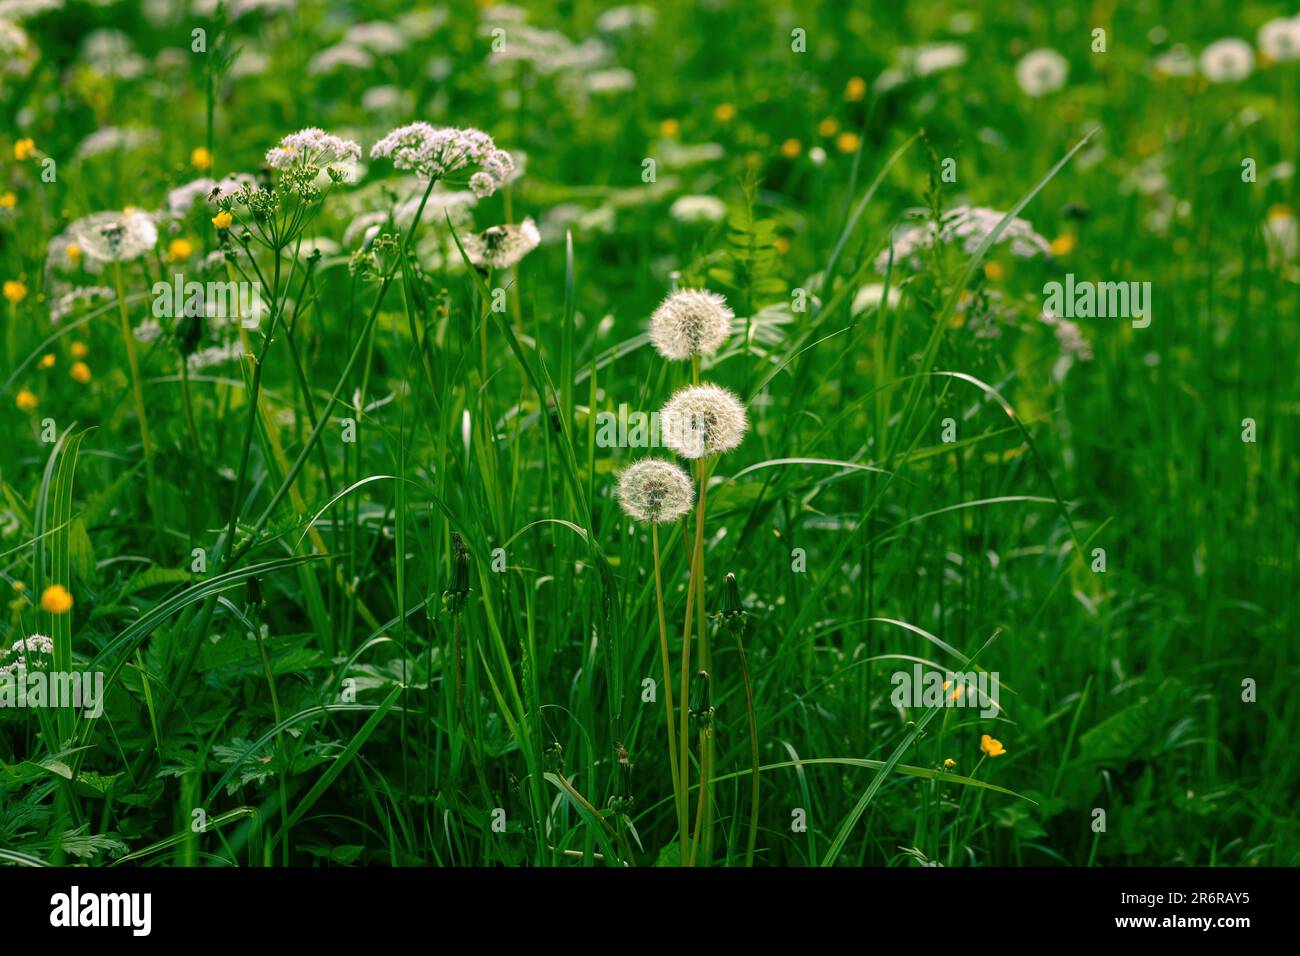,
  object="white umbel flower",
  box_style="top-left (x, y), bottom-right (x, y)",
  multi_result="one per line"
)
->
top-left (71, 209), bottom-right (158, 263)
top-left (462, 218), bottom-right (540, 269)
top-left (370, 122), bottom-right (514, 197)
top-left (649, 289), bottom-right (733, 360)
top-left (1258, 18), bottom-right (1300, 63)
top-left (660, 383), bottom-right (748, 459)
top-left (266, 127), bottom-right (362, 178)
top-left (876, 205), bottom-right (1051, 273)
top-left (616, 459), bottom-right (693, 523)
top-left (1015, 48), bottom-right (1068, 96)
top-left (1200, 38), bottom-right (1253, 82)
